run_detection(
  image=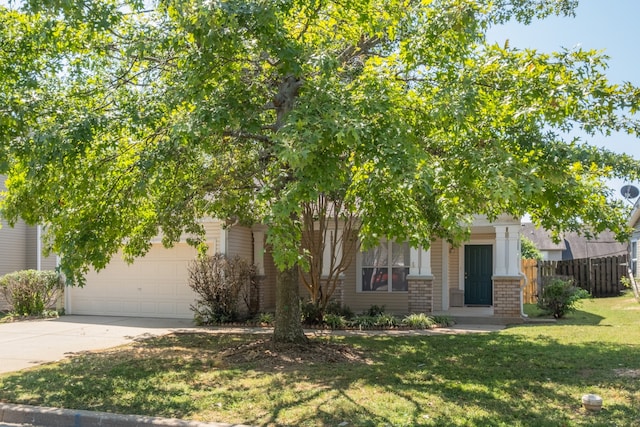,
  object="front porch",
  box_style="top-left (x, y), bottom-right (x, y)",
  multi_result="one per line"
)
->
top-left (403, 217), bottom-right (525, 322)
top-left (432, 306), bottom-right (524, 325)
